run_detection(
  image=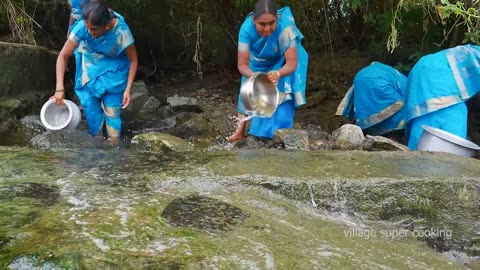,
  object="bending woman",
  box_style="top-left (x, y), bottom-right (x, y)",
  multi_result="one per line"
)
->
top-left (54, 1), bottom-right (138, 143)
top-left (406, 44), bottom-right (480, 149)
top-left (228, 0), bottom-right (308, 142)
top-left (336, 62), bottom-right (408, 136)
